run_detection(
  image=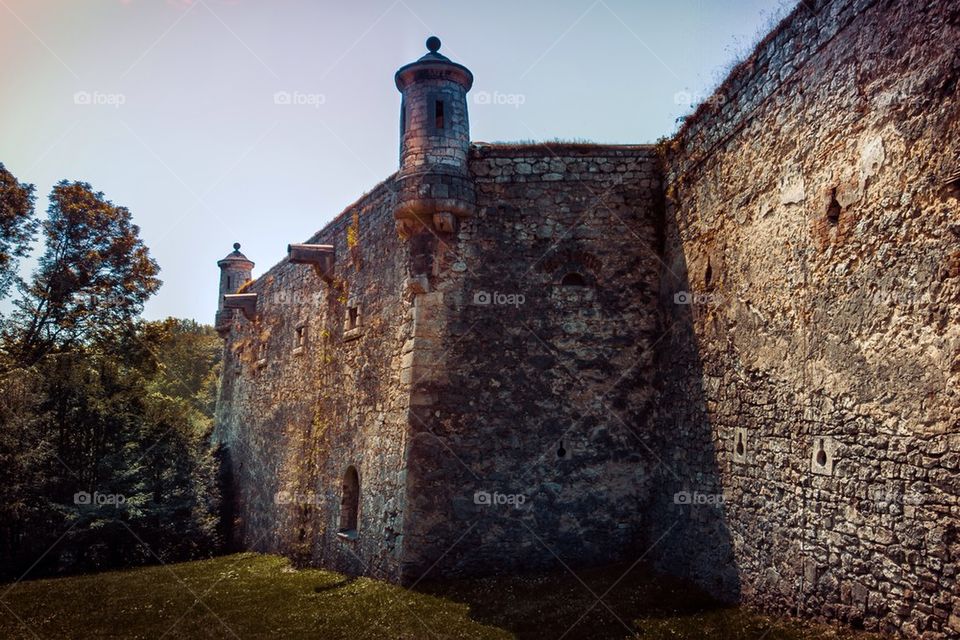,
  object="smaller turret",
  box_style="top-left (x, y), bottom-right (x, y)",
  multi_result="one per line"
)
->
top-left (216, 243), bottom-right (254, 335)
